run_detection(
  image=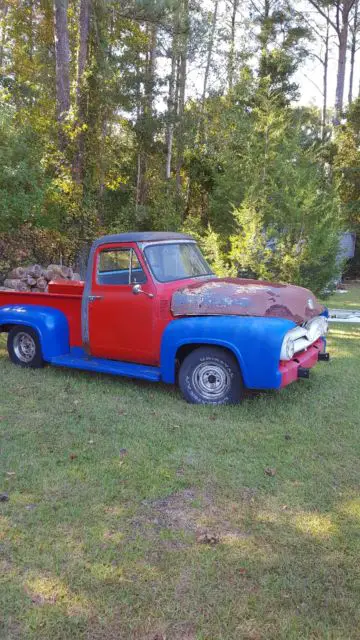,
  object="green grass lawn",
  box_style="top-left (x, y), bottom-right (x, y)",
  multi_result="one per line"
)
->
top-left (1, 323), bottom-right (360, 639)
top-left (321, 280), bottom-right (360, 310)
